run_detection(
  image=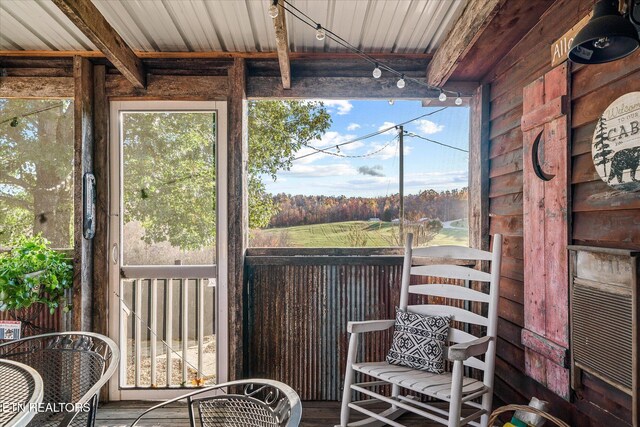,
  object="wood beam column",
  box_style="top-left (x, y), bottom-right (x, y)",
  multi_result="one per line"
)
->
top-left (469, 83), bottom-right (490, 253)
top-left (426, 0), bottom-right (507, 86)
top-left (272, 0), bottom-right (291, 89)
top-left (72, 56), bottom-right (94, 331)
top-left (227, 58), bottom-right (248, 380)
top-left (469, 83), bottom-right (491, 328)
top-left (92, 64), bottom-right (109, 337)
top-left (52, 0), bottom-right (145, 88)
